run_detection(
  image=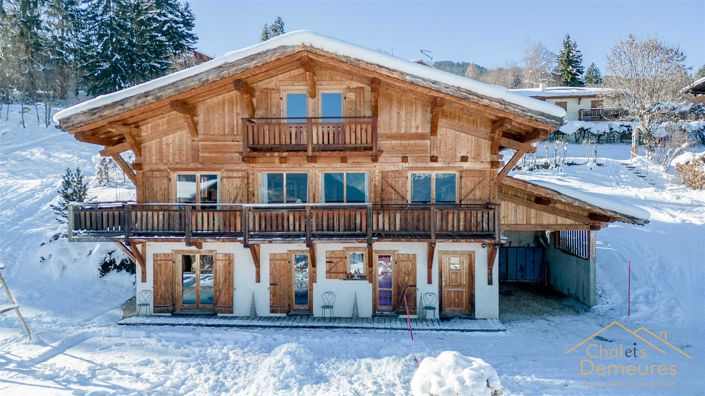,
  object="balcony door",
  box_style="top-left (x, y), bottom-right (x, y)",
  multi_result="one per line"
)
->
top-left (374, 252), bottom-right (395, 312)
top-left (285, 93), bottom-right (307, 145)
top-left (291, 252), bottom-right (311, 311)
top-left (439, 252), bottom-right (474, 317)
top-left (178, 253), bottom-right (215, 312)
